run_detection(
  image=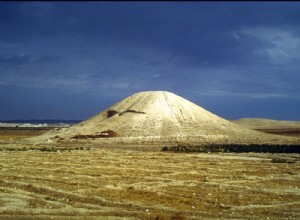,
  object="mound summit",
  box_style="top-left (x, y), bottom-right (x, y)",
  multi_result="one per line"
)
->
top-left (34, 91), bottom-right (298, 146)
